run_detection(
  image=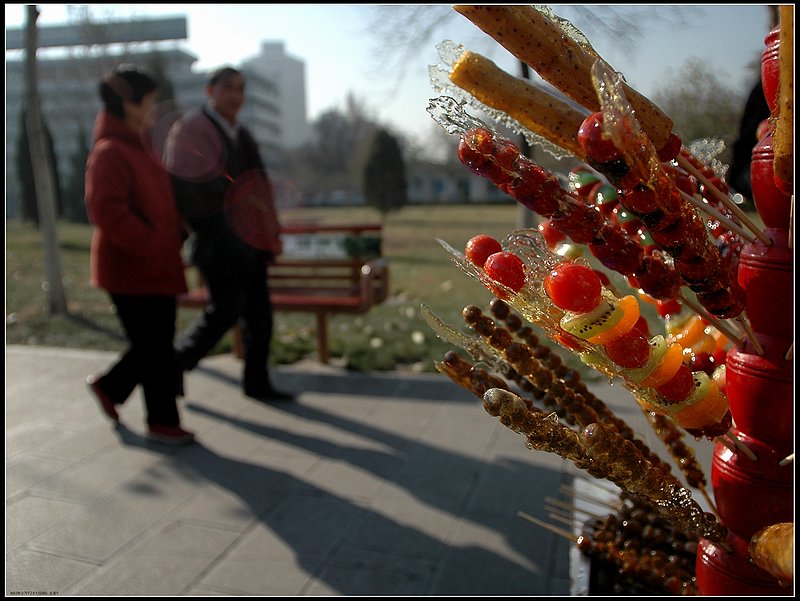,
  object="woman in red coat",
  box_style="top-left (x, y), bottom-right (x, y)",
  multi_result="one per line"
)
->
top-left (84, 65), bottom-right (194, 445)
